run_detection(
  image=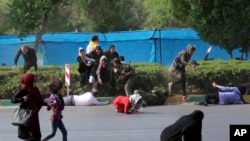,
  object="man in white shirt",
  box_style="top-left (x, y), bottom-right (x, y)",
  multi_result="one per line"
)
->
top-left (63, 89), bottom-right (109, 106)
